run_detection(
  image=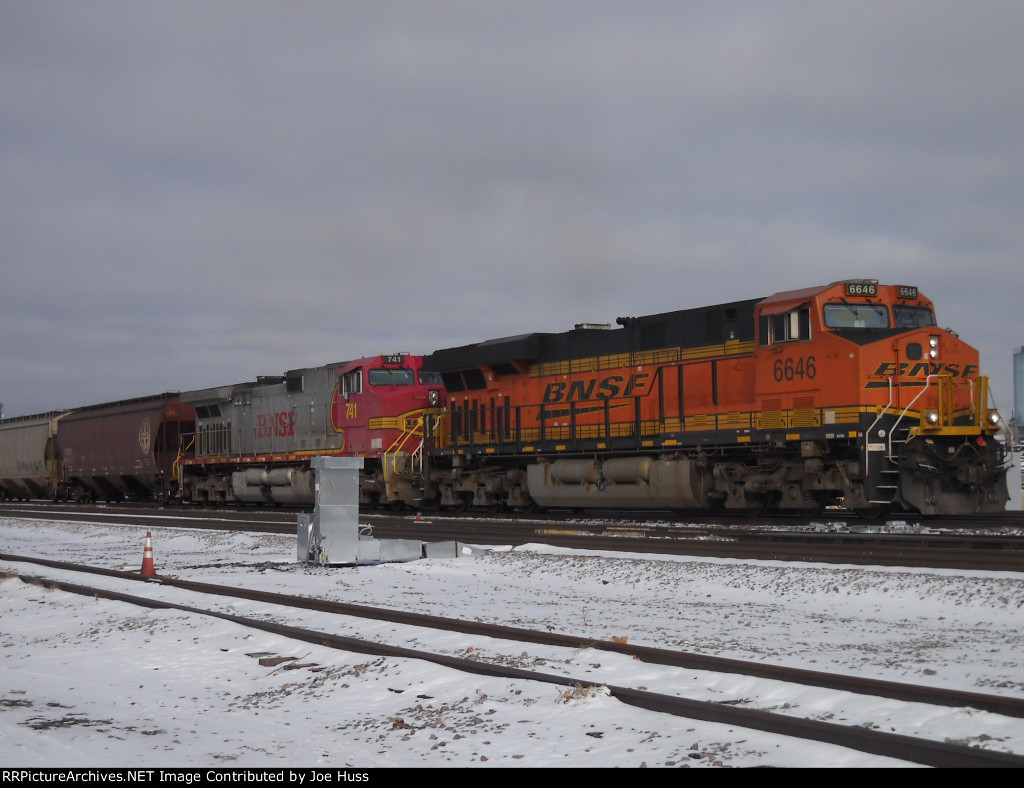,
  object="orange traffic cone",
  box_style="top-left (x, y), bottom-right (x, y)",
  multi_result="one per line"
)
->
top-left (140, 532), bottom-right (156, 577)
